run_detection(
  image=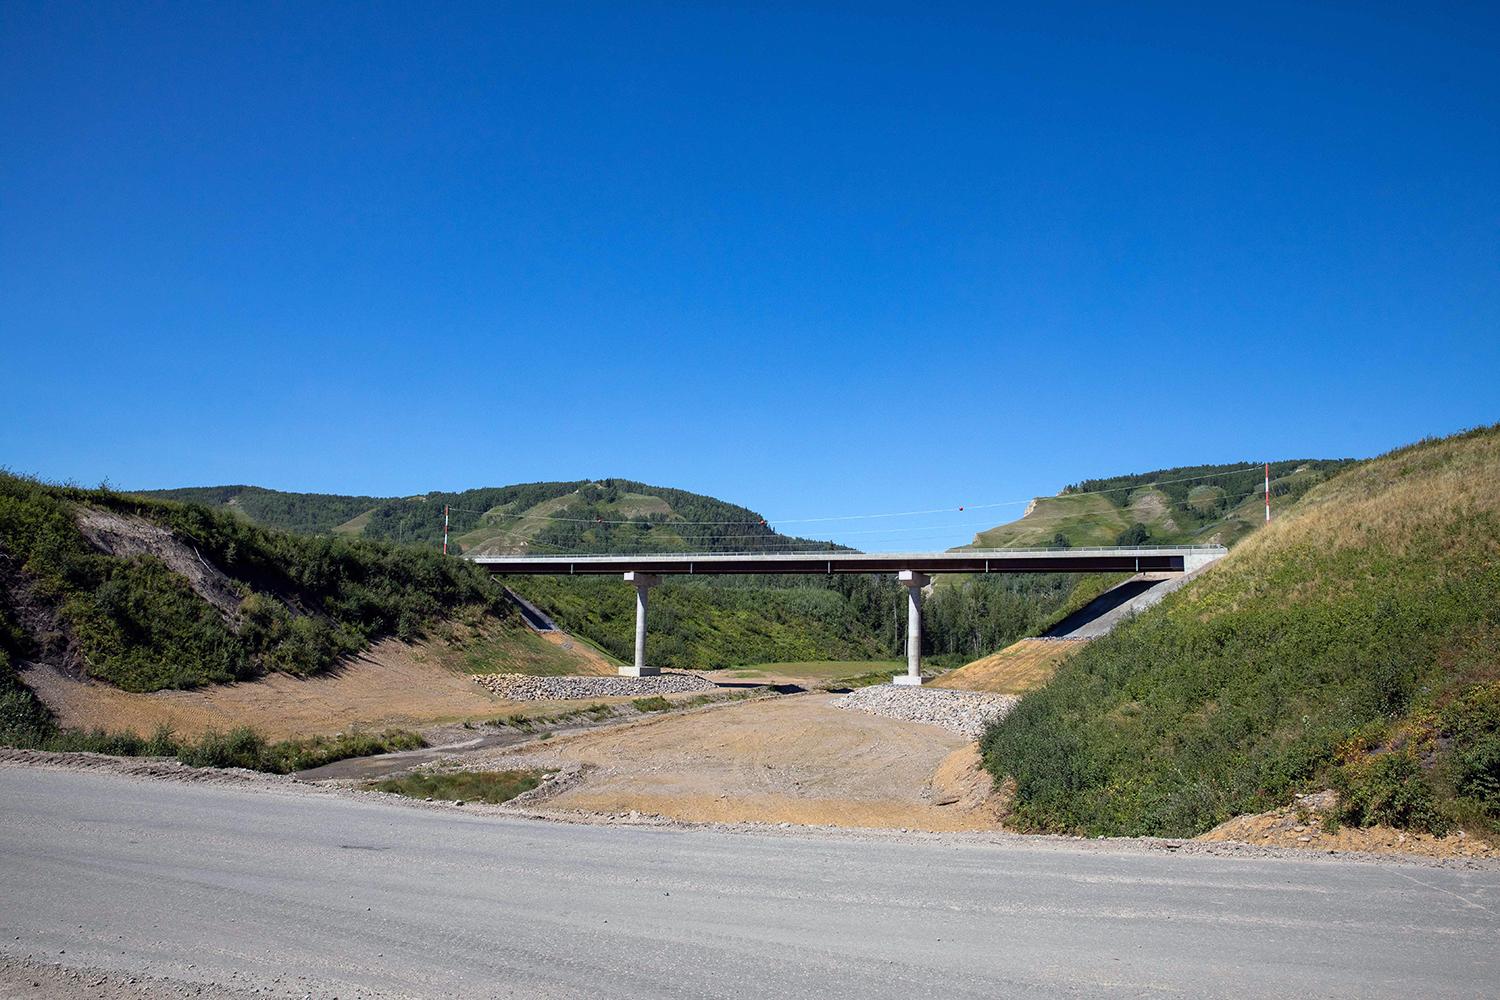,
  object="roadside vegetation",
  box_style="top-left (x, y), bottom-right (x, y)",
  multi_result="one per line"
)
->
top-left (983, 426), bottom-right (1500, 840)
top-left (370, 769), bottom-right (547, 804)
top-left (6, 716), bottom-right (424, 774)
